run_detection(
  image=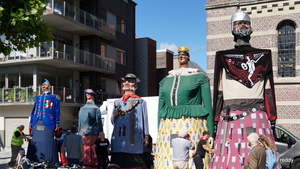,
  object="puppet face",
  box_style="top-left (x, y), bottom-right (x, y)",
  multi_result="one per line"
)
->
top-left (232, 21), bottom-right (253, 38)
top-left (122, 79), bottom-right (137, 91)
top-left (85, 93), bottom-right (94, 100)
top-left (178, 52), bottom-right (189, 64)
top-left (42, 83), bottom-right (50, 91)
